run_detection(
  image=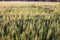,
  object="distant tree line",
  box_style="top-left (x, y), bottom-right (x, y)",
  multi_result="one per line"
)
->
top-left (0, 0), bottom-right (60, 2)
